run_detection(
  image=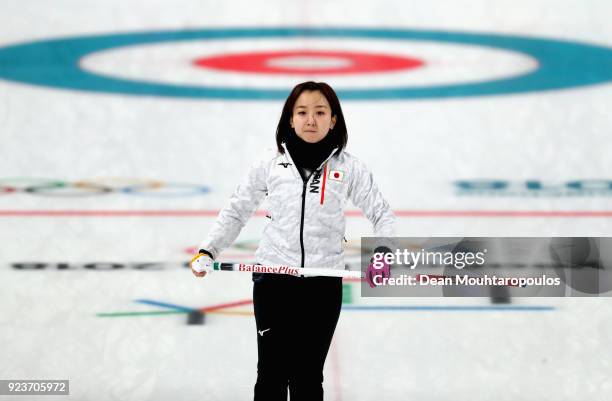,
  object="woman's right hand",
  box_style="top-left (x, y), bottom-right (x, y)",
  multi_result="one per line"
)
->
top-left (190, 253), bottom-right (213, 277)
